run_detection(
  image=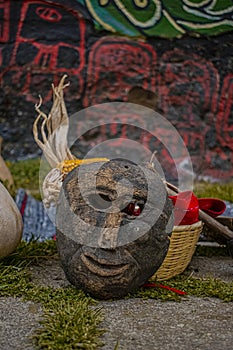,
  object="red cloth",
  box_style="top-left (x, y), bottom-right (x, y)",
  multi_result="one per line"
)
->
top-left (198, 198), bottom-right (226, 218)
top-left (169, 191), bottom-right (226, 226)
top-left (169, 191), bottom-right (199, 226)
